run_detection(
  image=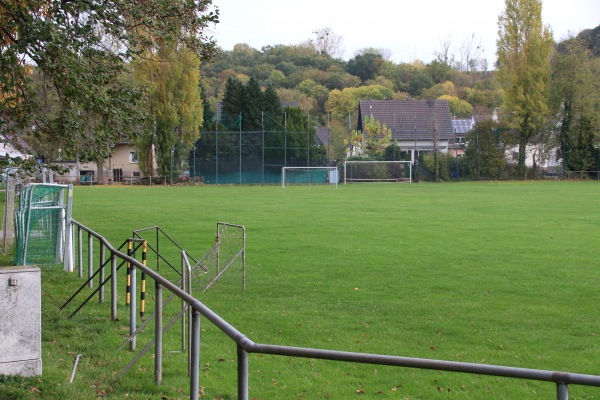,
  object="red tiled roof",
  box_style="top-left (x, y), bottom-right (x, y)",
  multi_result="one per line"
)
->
top-left (358, 100), bottom-right (453, 141)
